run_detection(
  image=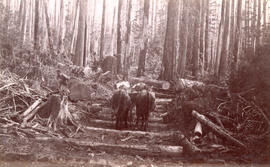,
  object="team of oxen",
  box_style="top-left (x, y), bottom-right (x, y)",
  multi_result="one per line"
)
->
top-left (111, 83), bottom-right (156, 131)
